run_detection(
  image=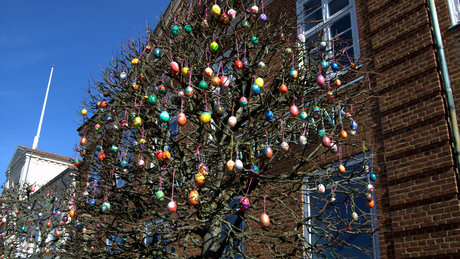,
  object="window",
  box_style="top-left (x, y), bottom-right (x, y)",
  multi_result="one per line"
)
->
top-left (448, 0), bottom-right (460, 25)
top-left (303, 152), bottom-right (379, 258)
top-left (296, 0), bottom-right (360, 58)
top-left (221, 196), bottom-right (245, 258)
